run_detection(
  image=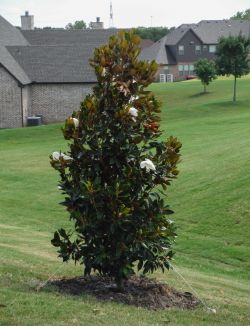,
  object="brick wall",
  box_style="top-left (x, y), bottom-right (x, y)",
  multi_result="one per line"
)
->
top-left (22, 85), bottom-right (32, 126)
top-left (157, 65), bottom-right (179, 82)
top-left (31, 84), bottom-right (93, 124)
top-left (0, 66), bottom-right (22, 129)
